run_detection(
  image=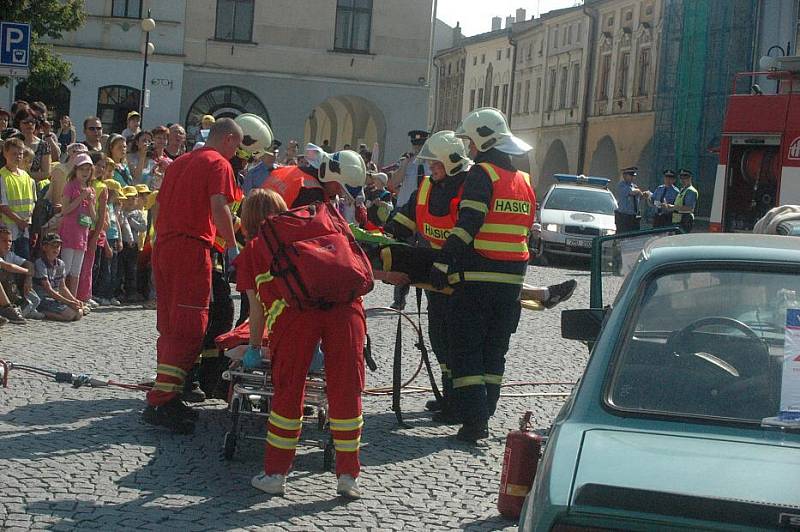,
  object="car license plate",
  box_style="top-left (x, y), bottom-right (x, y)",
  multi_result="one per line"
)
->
top-left (566, 238), bottom-right (592, 249)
